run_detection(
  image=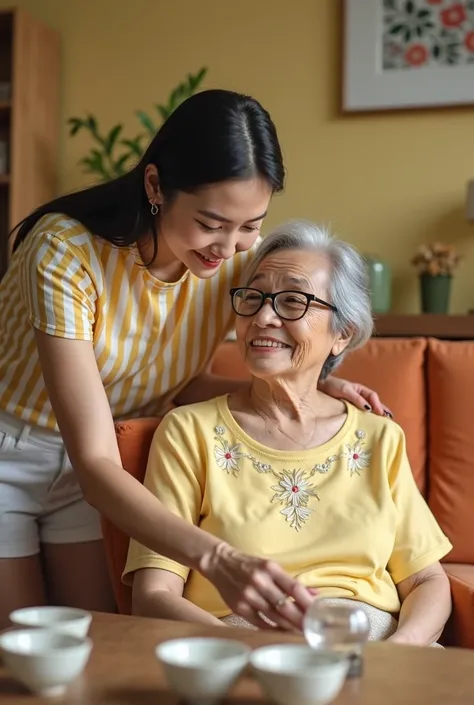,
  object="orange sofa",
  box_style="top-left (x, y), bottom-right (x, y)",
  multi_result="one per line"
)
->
top-left (102, 336), bottom-right (474, 648)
